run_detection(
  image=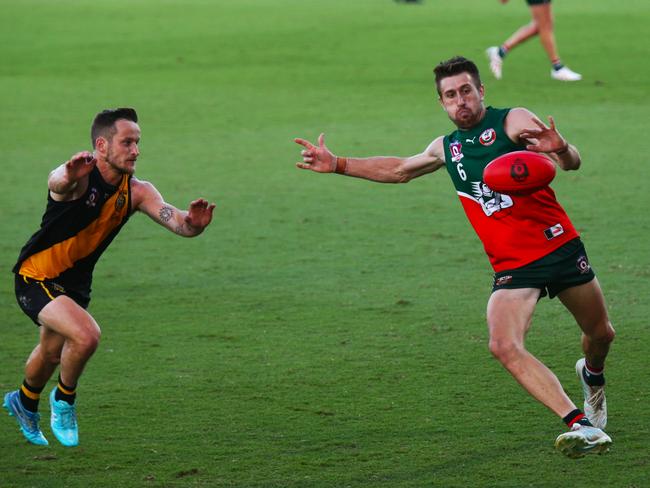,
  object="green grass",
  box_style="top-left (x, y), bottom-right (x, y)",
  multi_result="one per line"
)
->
top-left (1, 0), bottom-right (649, 486)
